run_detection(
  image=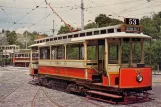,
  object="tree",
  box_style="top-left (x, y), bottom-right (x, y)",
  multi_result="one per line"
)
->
top-left (84, 22), bottom-right (98, 30)
top-left (140, 17), bottom-right (159, 39)
top-left (95, 14), bottom-right (123, 27)
top-left (6, 30), bottom-right (17, 45)
top-left (57, 25), bottom-right (71, 35)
